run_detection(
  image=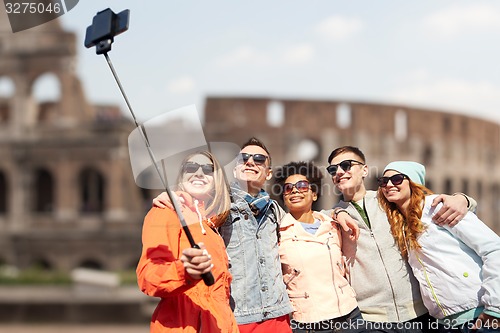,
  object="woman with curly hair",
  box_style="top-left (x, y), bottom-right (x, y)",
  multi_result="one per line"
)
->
top-left (378, 161), bottom-right (500, 333)
top-left (274, 161), bottom-right (365, 333)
